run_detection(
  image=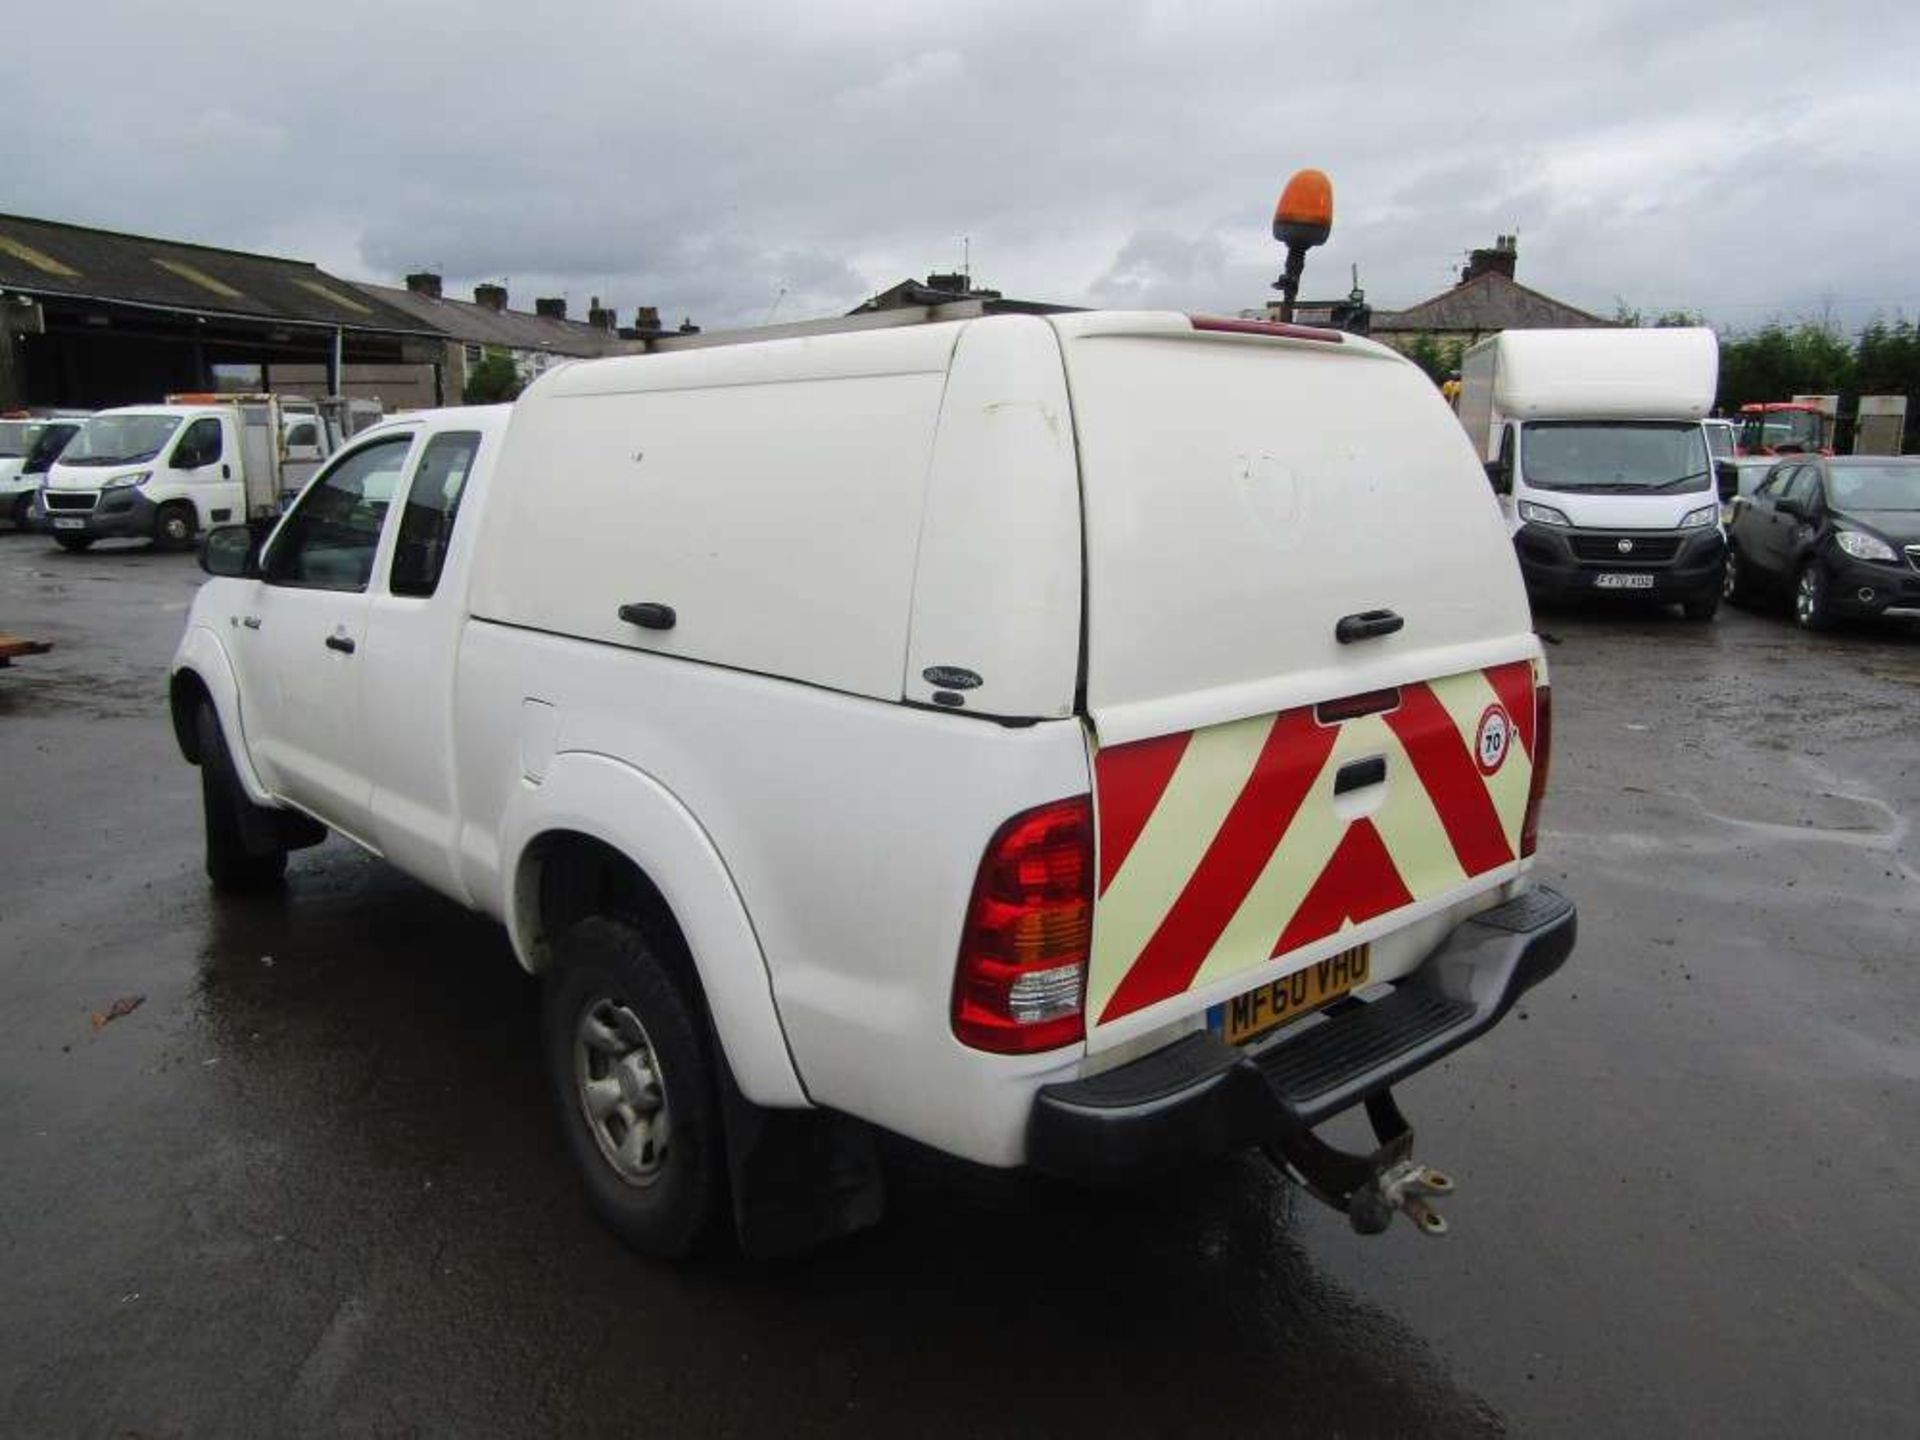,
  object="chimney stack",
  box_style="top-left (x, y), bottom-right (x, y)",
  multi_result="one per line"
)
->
top-left (474, 283), bottom-right (508, 312)
top-left (534, 297), bottom-right (567, 320)
top-left (632, 306), bottom-right (662, 334)
top-left (588, 296), bottom-right (616, 332)
top-left (1460, 235), bottom-right (1518, 286)
top-left (405, 271), bottom-right (443, 299)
